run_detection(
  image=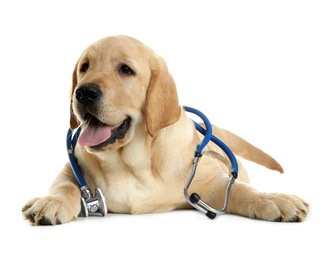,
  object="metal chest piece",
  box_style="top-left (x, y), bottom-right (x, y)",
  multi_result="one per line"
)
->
top-left (80, 186), bottom-right (107, 217)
